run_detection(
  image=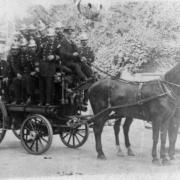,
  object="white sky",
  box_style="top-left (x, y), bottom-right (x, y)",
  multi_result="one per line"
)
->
top-left (0, 0), bottom-right (178, 22)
